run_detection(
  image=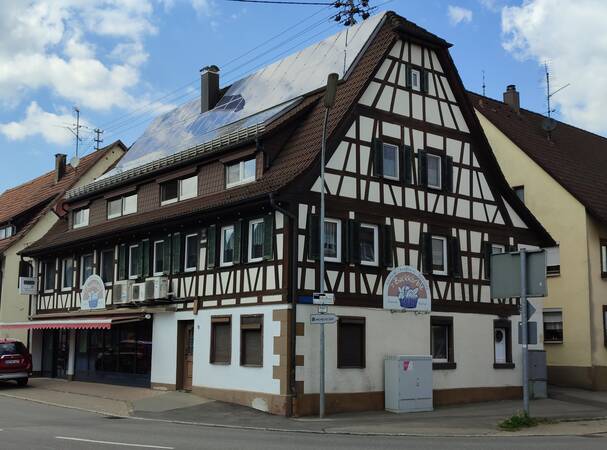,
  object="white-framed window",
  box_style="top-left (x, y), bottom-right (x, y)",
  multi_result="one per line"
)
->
top-left (226, 158), bottom-right (256, 188)
top-left (431, 324), bottom-right (448, 362)
top-left (324, 218), bottom-right (342, 263)
top-left (107, 194), bottom-right (137, 219)
top-left (184, 234), bottom-right (199, 272)
top-left (61, 258), bottom-right (73, 290)
top-left (544, 309), bottom-right (563, 343)
top-left (410, 68), bottom-right (421, 91)
top-left (0, 225), bottom-right (14, 240)
top-left (426, 154), bottom-right (442, 190)
top-left (359, 224), bottom-right (379, 266)
top-left (161, 176), bottom-right (198, 205)
top-left (128, 245), bottom-right (140, 279)
top-left (73, 208), bottom-right (89, 228)
top-left (601, 242), bottom-right (607, 277)
top-left (431, 236), bottom-right (448, 275)
top-left (248, 219), bottom-right (265, 263)
top-left (220, 225), bottom-right (235, 267)
top-left (100, 248), bottom-right (114, 284)
top-left (43, 260), bottom-right (55, 292)
top-left (80, 253), bottom-right (94, 284)
top-left (382, 143), bottom-right (399, 180)
top-left (153, 240), bottom-right (165, 276)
